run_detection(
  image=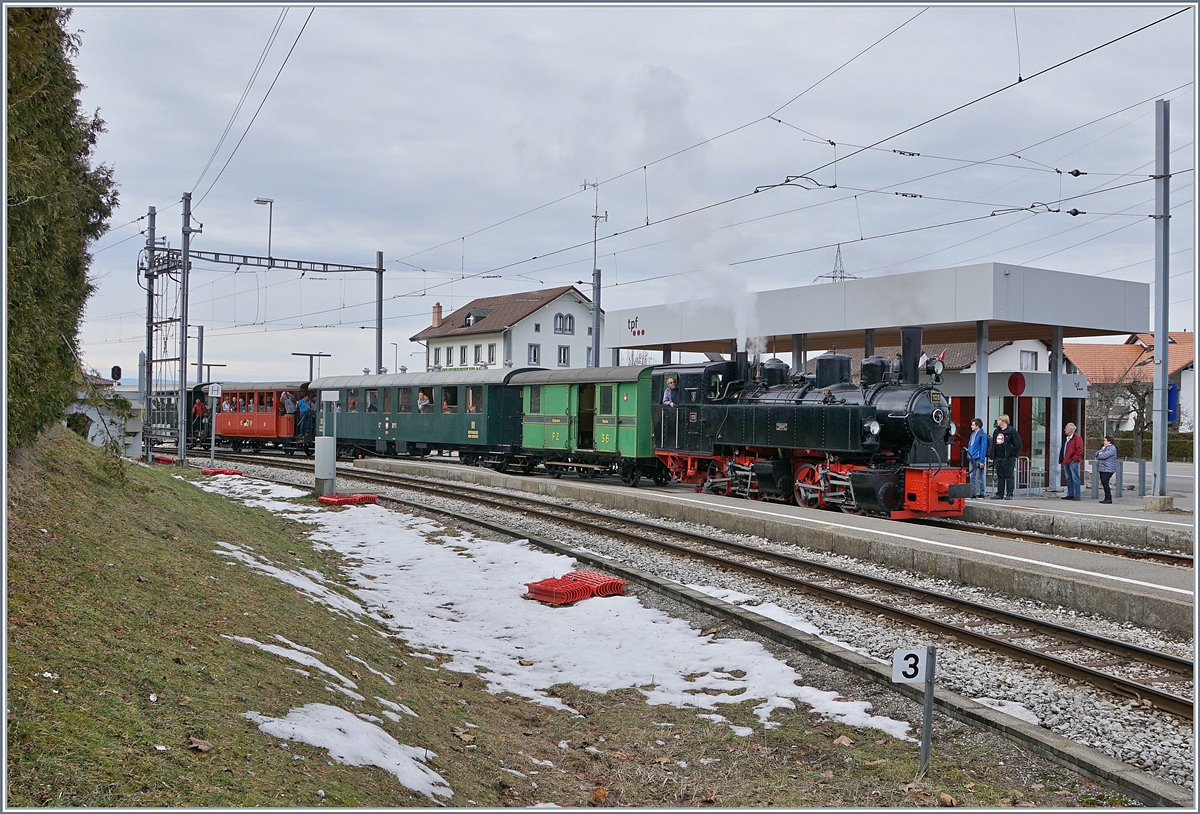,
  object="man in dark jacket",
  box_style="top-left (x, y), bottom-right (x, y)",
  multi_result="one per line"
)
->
top-left (989, 414), bottom-right (1022, 500)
